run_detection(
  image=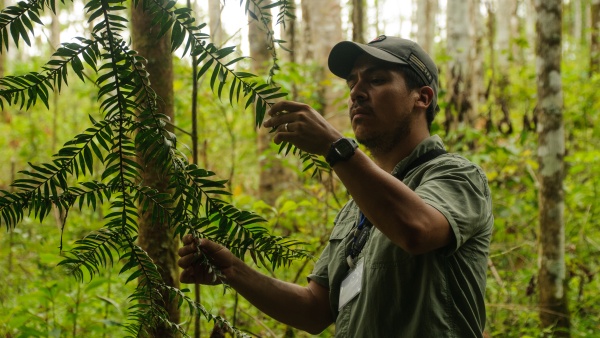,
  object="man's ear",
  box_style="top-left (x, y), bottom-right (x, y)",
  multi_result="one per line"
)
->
top-left (415, 86), bottom-right (434, 110)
